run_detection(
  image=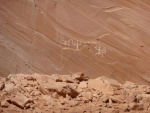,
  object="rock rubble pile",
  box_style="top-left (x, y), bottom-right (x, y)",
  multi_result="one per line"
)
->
top-left (0, 72), bottom-right (150, 113)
